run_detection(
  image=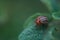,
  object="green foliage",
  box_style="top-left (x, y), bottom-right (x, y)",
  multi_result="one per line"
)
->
top-left (40, 0), bottom-right (59, 12)
top-left (52, 11), bottom-right (60, 20)
top-left (40, 0), bottom-right (53, 12)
